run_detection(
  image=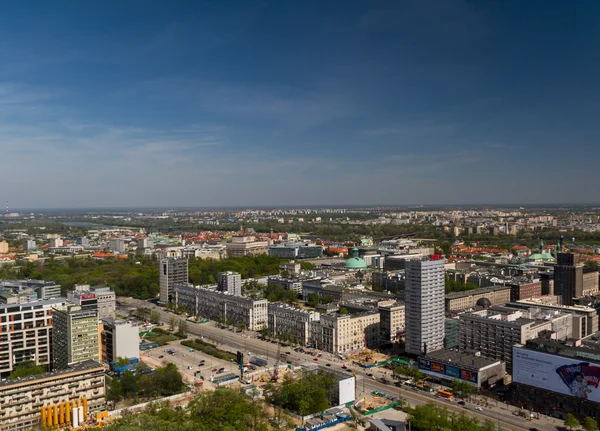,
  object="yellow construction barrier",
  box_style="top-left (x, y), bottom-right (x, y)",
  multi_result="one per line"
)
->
top-left (83, 396), bottom-right (88, 418)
